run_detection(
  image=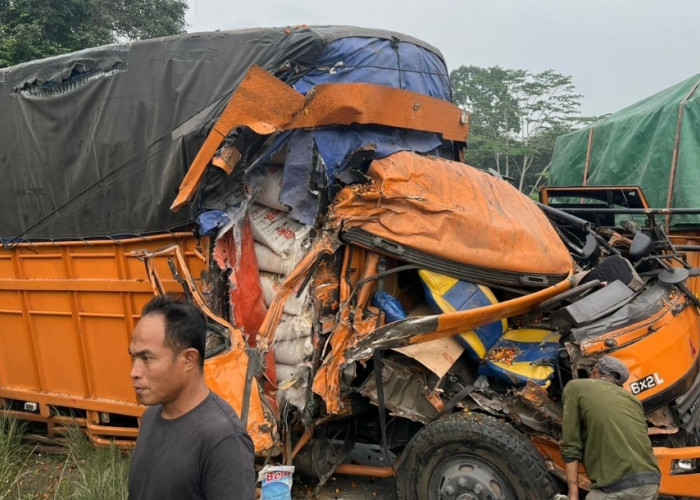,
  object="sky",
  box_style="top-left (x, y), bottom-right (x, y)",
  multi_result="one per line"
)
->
top-left (185, 0), bottom-right (700, 118)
